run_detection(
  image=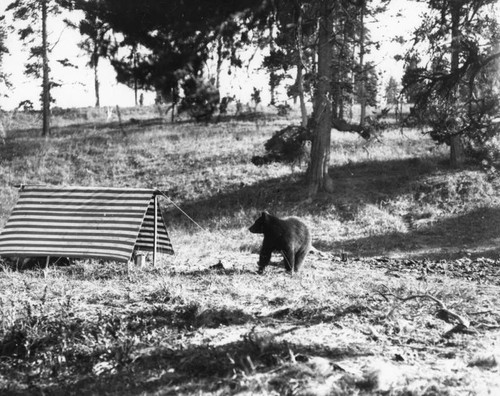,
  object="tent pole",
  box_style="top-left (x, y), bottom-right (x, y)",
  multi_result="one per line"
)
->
top-left (153, 194), bottom-right (158, 267)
